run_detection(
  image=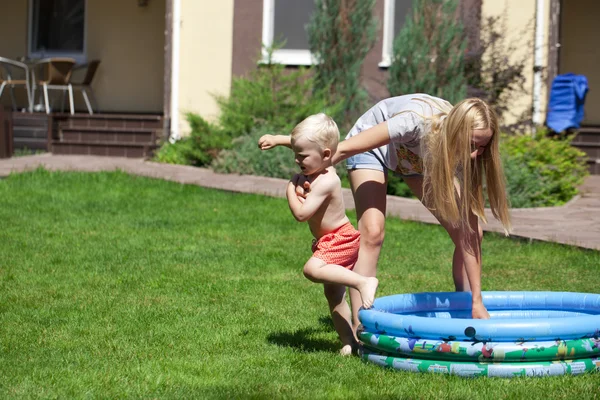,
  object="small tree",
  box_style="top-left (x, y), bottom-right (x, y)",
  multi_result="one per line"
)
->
top-left (388, 0), bottom-right (467, 104)
top-left (465, 13), bottom-right (533, 127)
top-left (307, 0), bottom-right (377, 128)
